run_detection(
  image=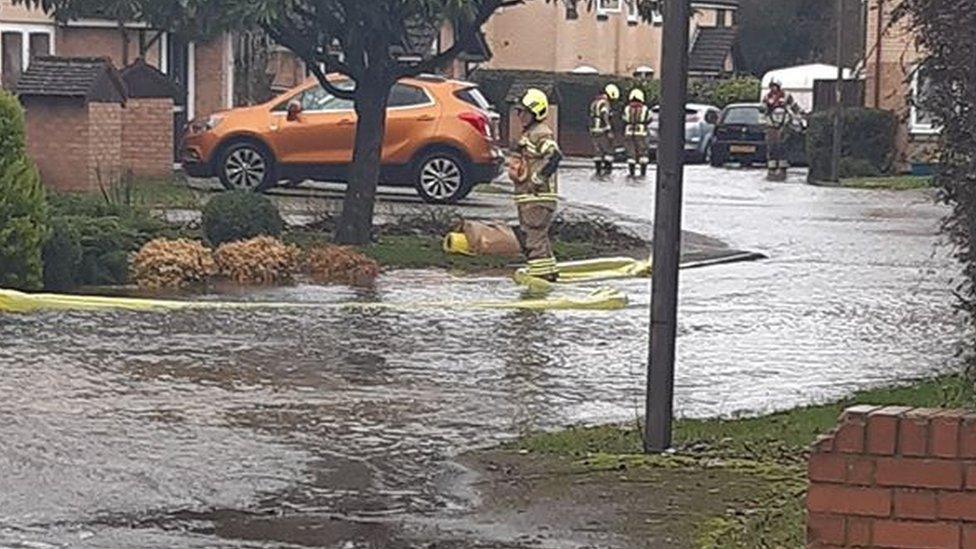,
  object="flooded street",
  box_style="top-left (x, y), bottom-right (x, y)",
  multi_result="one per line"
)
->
top-left (0, 167), bottom-right (967, 547)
